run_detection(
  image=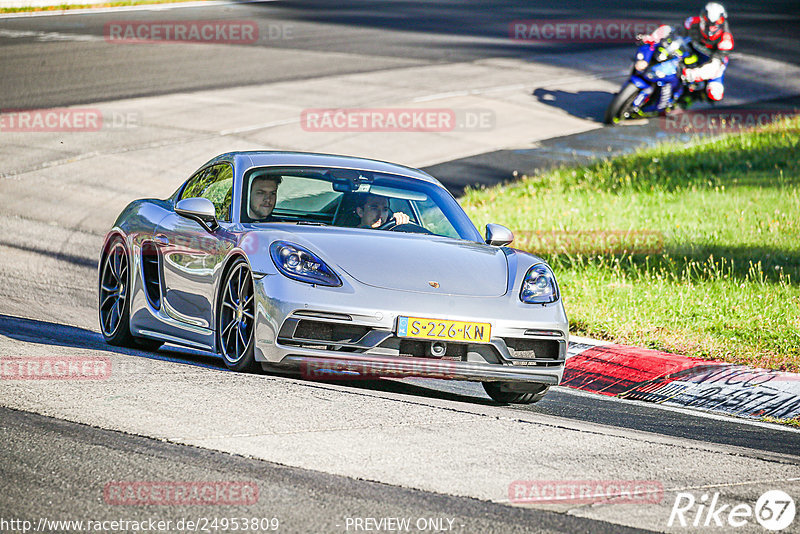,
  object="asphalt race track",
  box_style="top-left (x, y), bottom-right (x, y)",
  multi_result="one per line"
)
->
top-left (1, 0), bottom-right (799, 109)
top-left (1, 1), bottom-right (799, 533)
top-left (2, 407), bottom-right (645, 534)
